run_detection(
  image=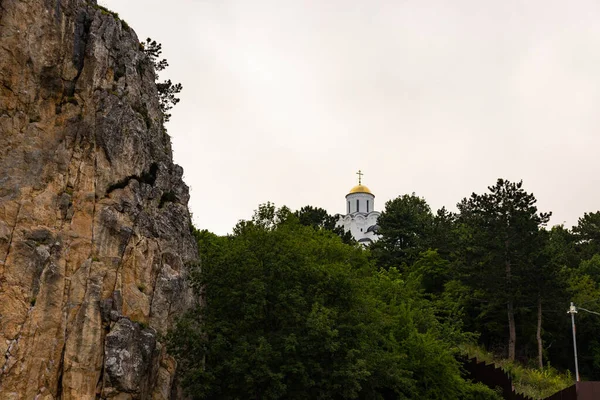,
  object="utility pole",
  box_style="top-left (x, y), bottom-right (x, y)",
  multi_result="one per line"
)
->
top-left (567, 302), bottom-right (580, 382)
